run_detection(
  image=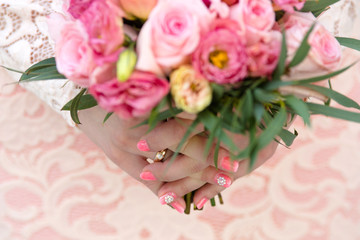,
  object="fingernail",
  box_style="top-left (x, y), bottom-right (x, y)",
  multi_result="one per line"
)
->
top-left (215, 173), bottom-right (232, 188)
top-left (196, 197), bottom-right (208, 209)
top-left (140, 171), bottom-right (156, 181)
top-left (137, 140), bottom-right (150, 152)
top-left (219, 156), bottom-right (239, 172)
top-left (171, 201), bottom-right (185, 214)
top-left (159, 192), bottom-right (176, 205)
